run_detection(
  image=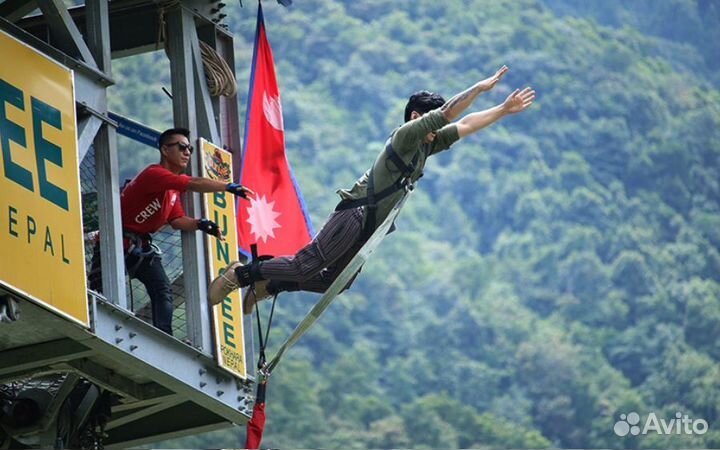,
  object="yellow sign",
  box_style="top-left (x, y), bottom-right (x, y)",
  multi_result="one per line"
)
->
top-left (0, 30), bottom-right (88, 326)
top-left (201, 139), bottom-right (247, 379)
